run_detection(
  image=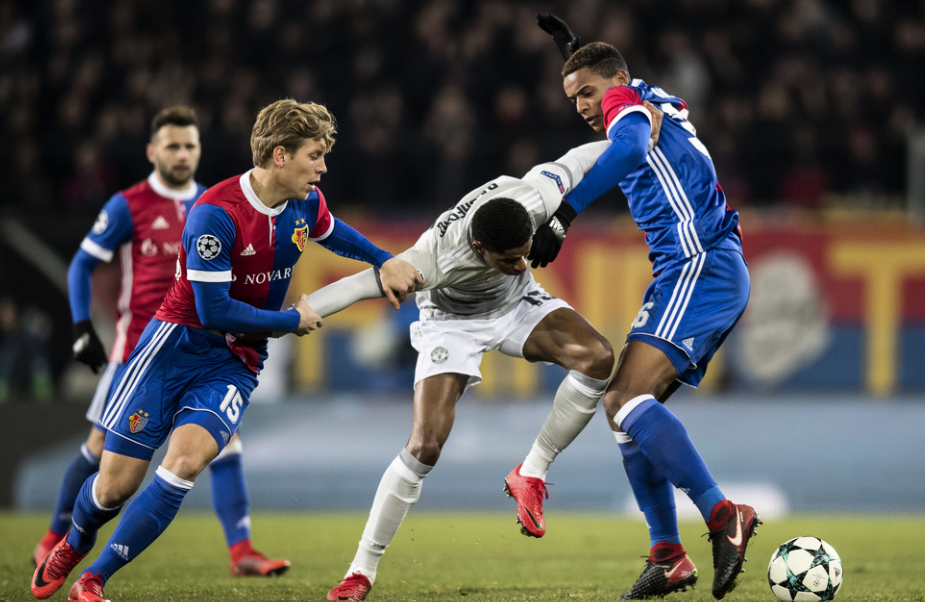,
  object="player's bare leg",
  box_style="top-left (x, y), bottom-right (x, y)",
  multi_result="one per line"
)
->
top-left (604, 341), bottom-right (758, 599)
top-left (505, 308), bottom-right (613, 537)
top-left (329, 373), bottom-right (467, 601)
